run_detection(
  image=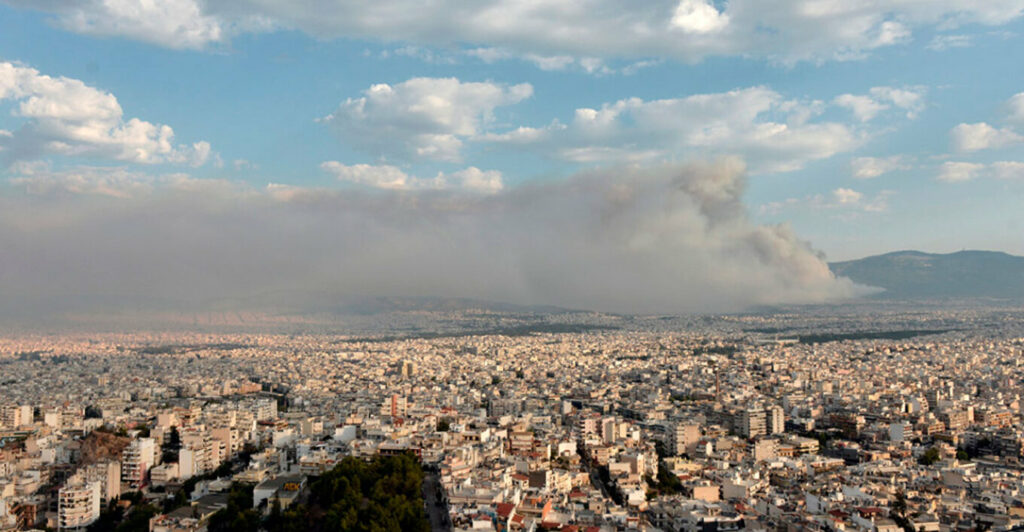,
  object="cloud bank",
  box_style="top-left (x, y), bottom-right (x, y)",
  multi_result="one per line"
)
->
top-left (4, 1), bottom-right (1023, 63)
top-left (1, 160), bottom-right (867, 318)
